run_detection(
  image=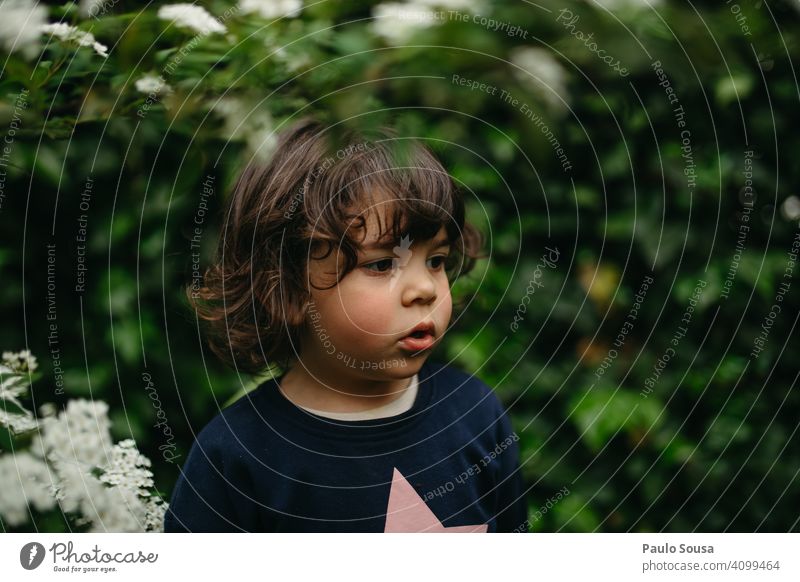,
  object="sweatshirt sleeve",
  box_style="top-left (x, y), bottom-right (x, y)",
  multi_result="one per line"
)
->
top-left (163, 425), bottom-right (244, 533)
top-left (491, 398), bottom-right (530, 533)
